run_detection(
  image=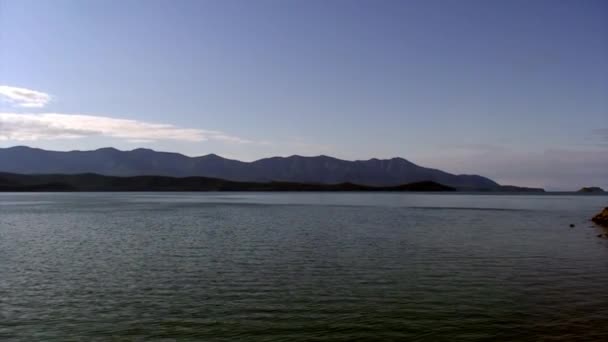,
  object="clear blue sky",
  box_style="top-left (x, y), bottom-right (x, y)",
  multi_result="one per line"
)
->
top-left (1, 0), bottom-right (606, 189)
